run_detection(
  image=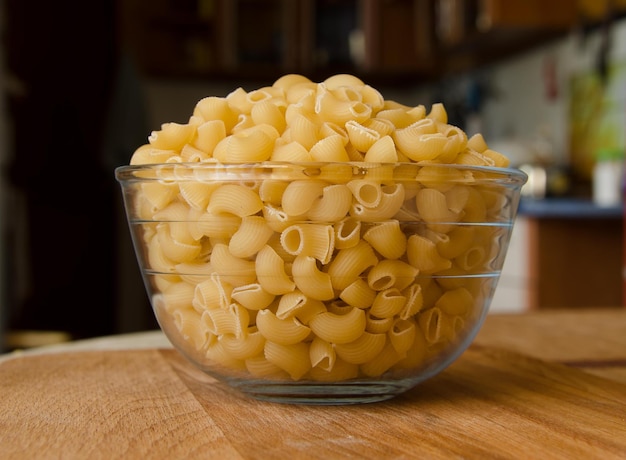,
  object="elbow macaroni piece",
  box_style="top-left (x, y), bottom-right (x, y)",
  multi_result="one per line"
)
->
top-left (125, 74), bottom-right (516, 383)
